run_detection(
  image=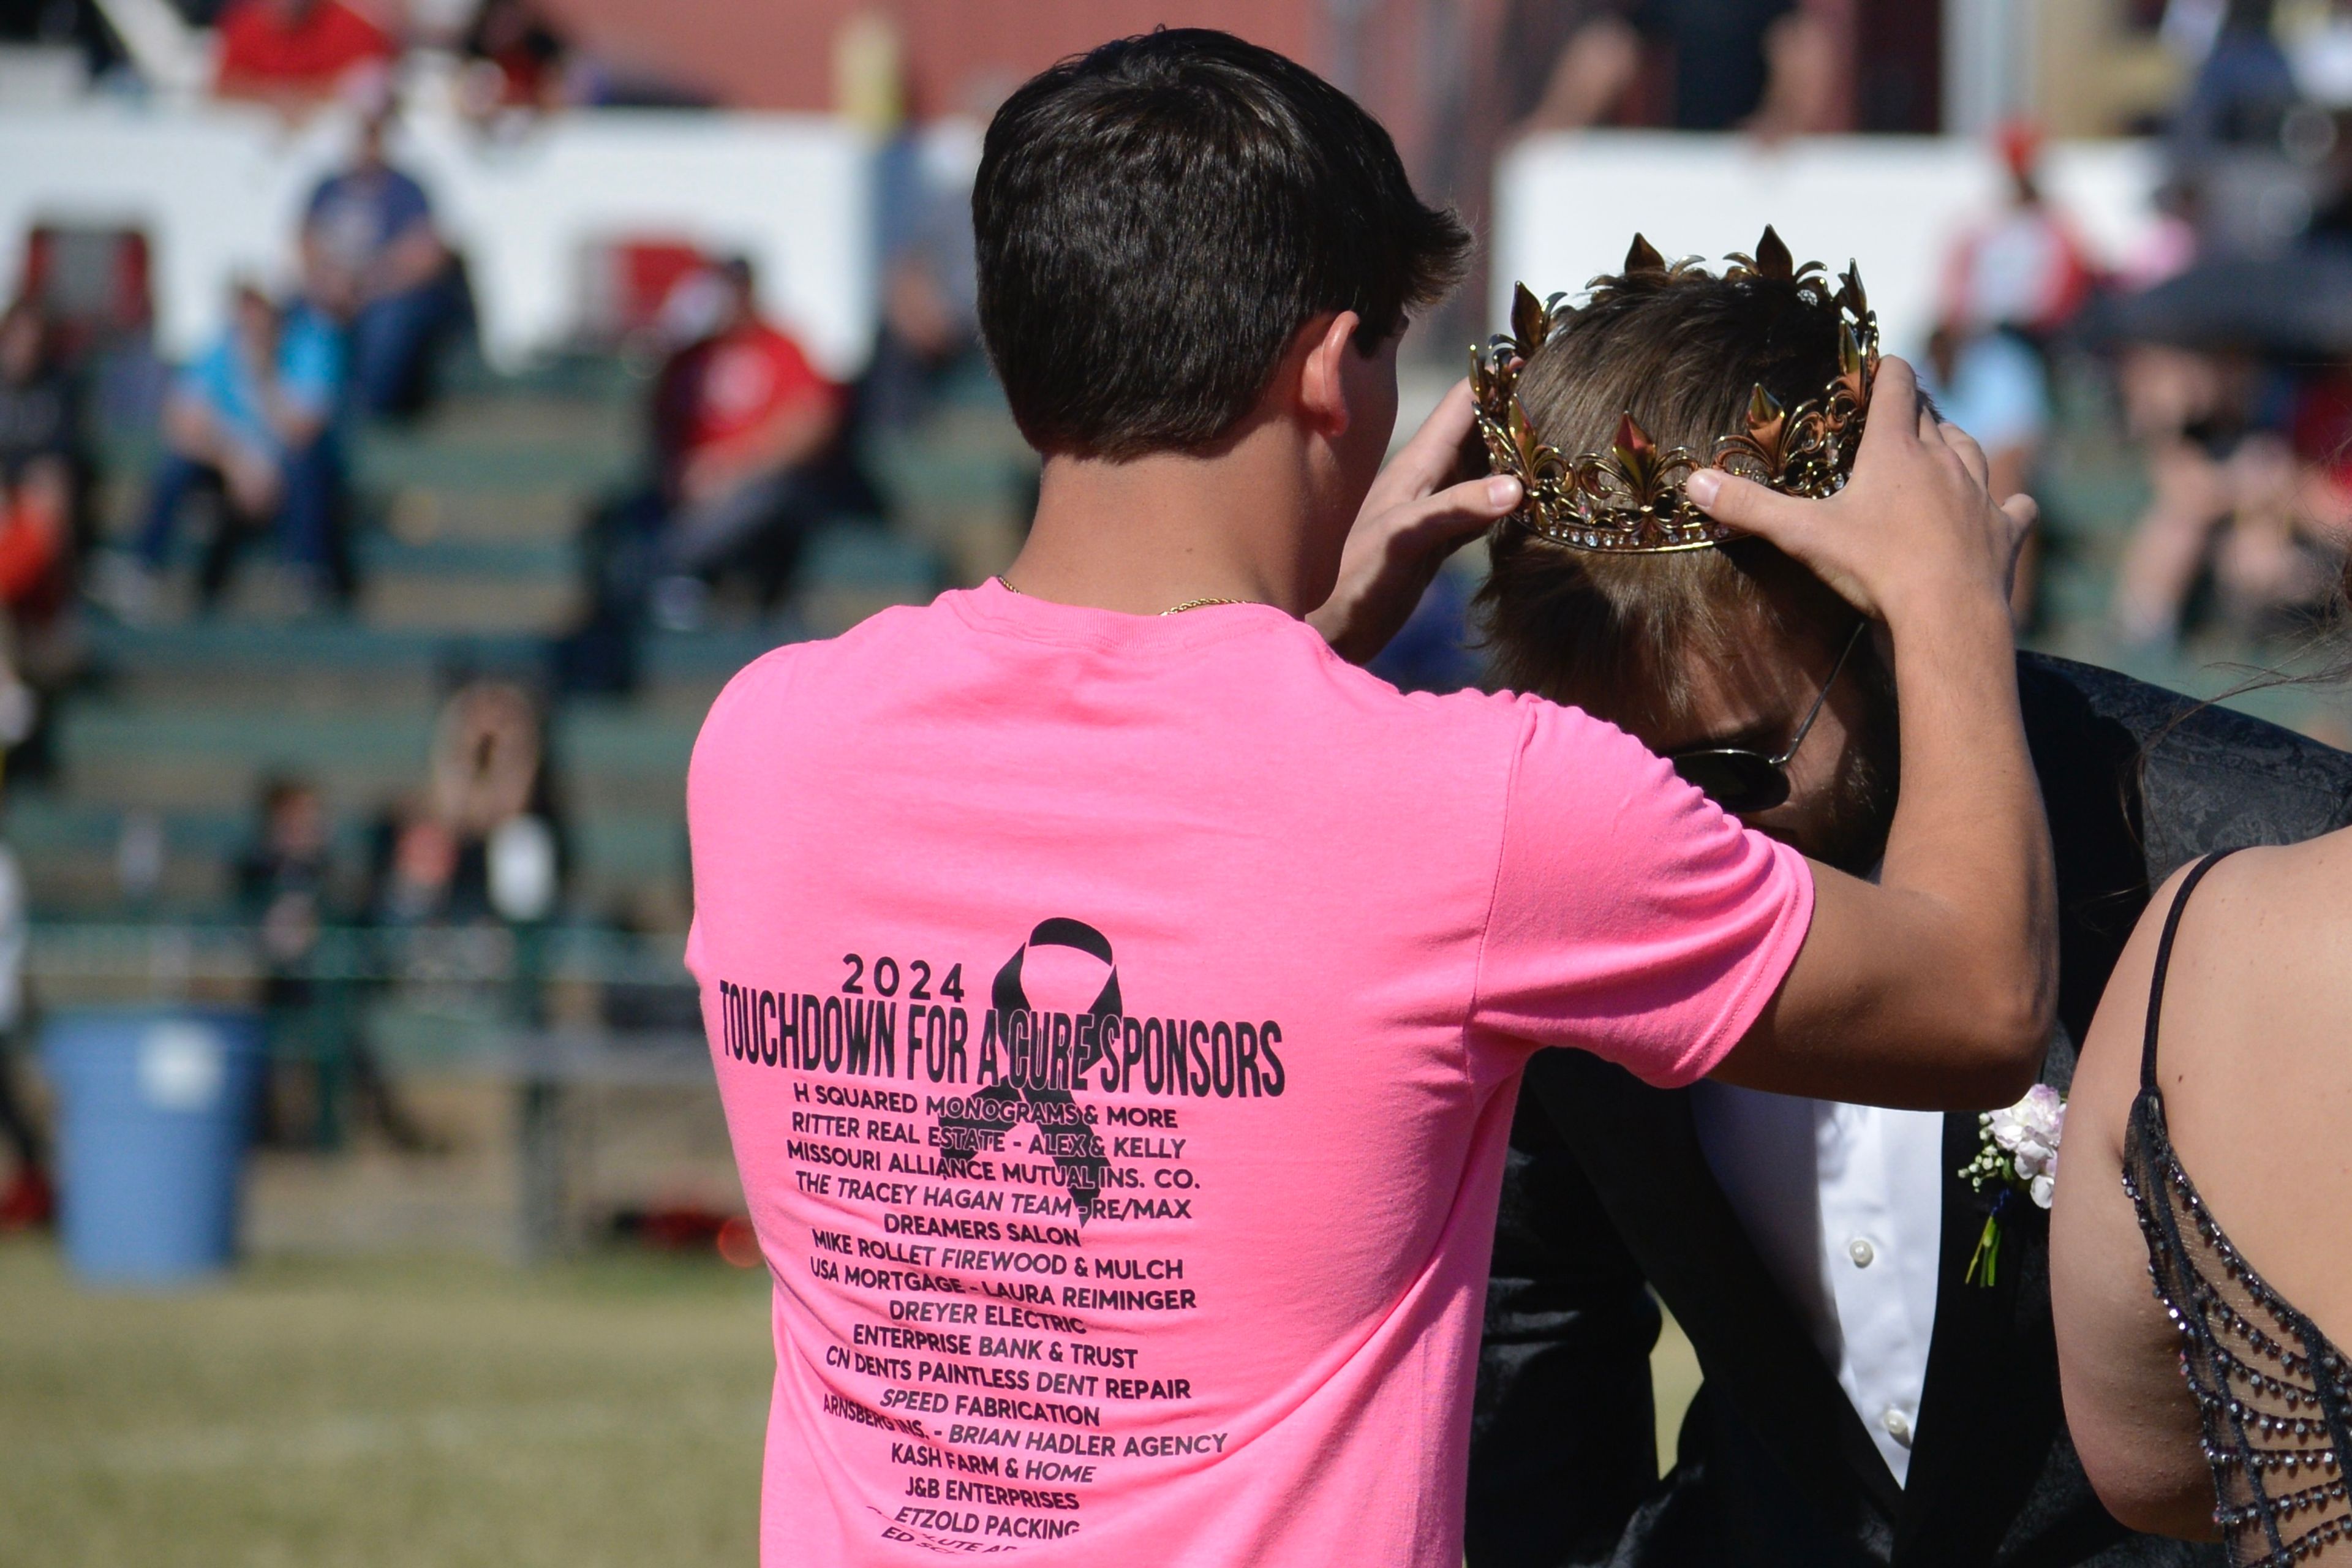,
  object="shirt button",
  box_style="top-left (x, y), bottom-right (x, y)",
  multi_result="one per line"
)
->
top-left (1848, 1238), bottom-right (1876, 1268)
top-left (1882, 1408), bottom-right (1913, 1448)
